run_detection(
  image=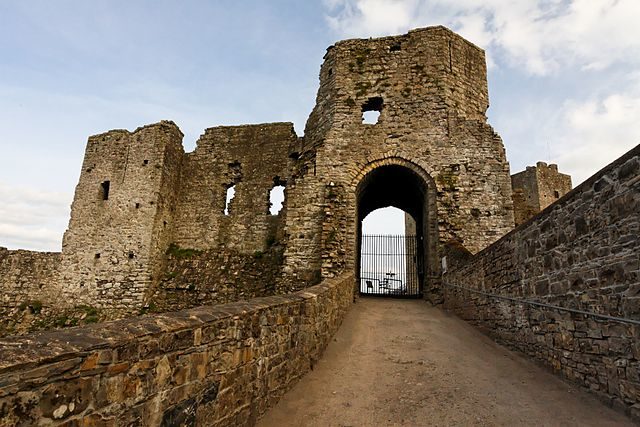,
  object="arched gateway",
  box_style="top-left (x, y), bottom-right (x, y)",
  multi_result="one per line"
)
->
top-left (354, 159), bottom-right (438, 299)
